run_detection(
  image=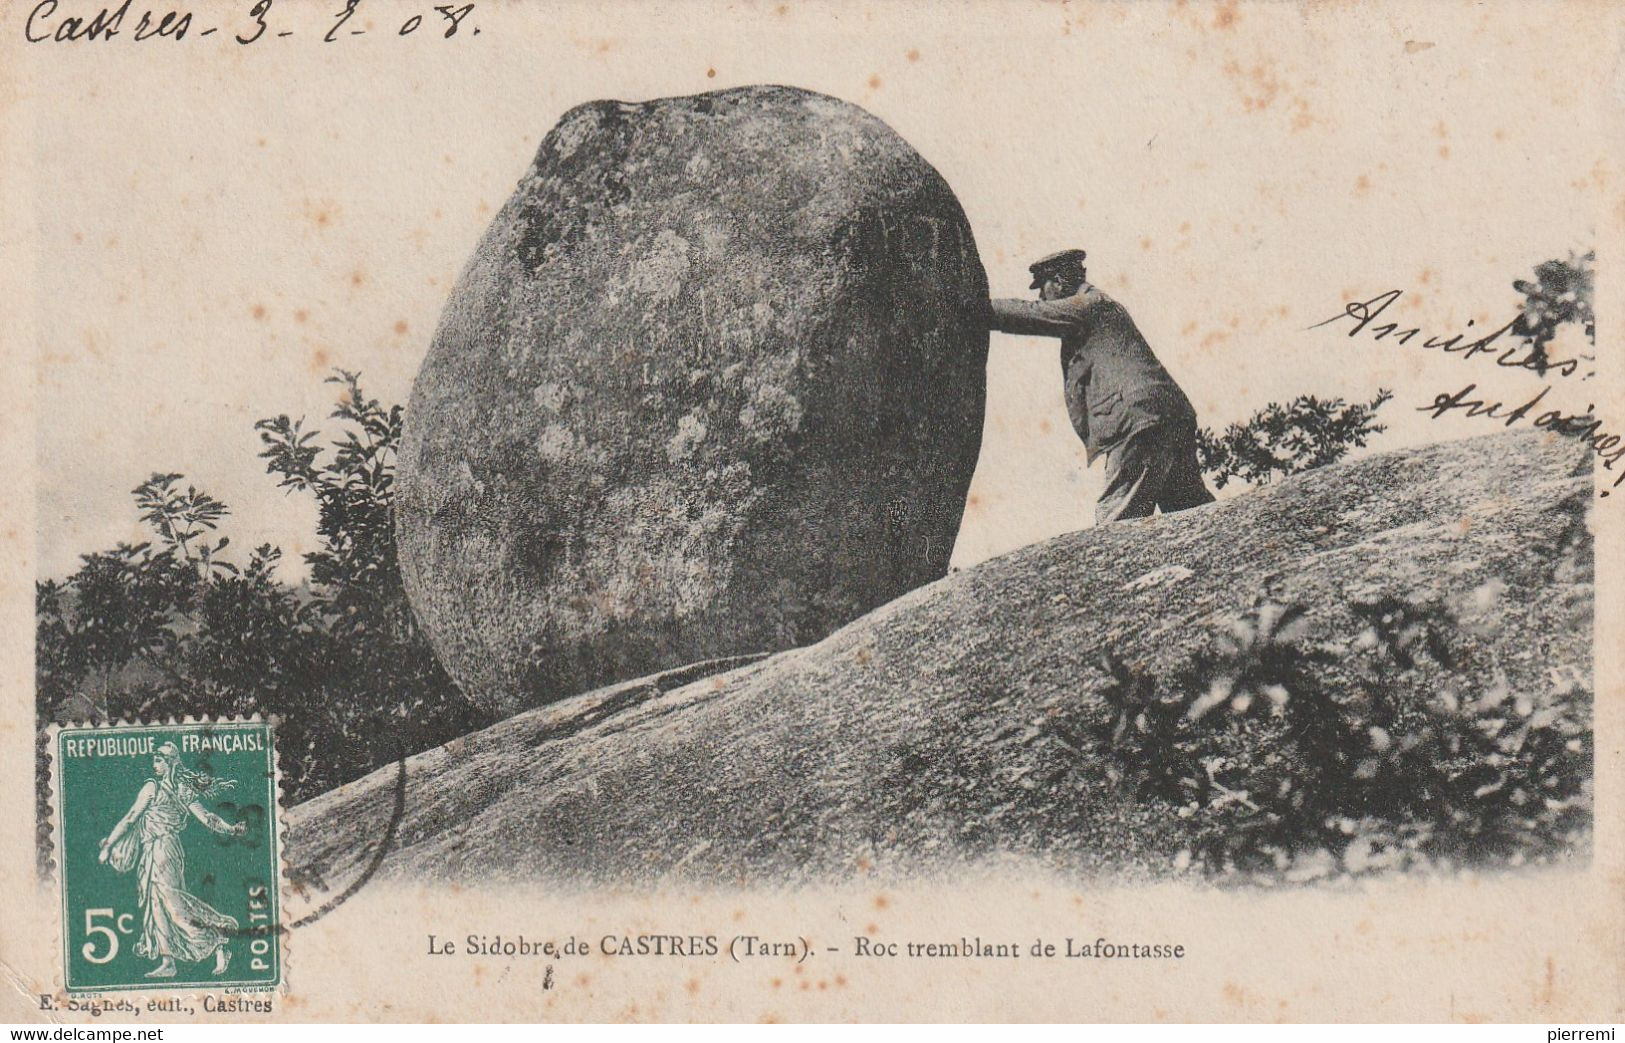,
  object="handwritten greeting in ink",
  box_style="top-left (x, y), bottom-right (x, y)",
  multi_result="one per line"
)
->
top-left (1313, 288), bottom-right (1620, 499)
